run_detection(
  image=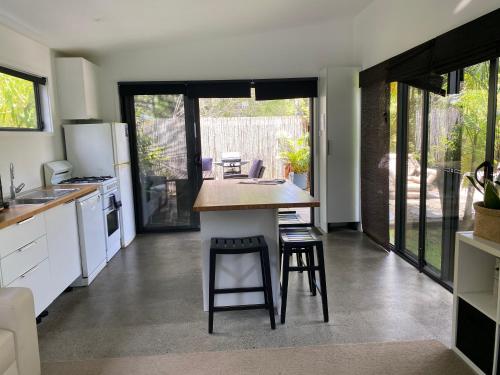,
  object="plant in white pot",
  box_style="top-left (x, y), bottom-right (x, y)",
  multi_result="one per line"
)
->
top-left (279, 133), bottom-right (310, 190)
top-left (466, 174), bottom-right (500, 243)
